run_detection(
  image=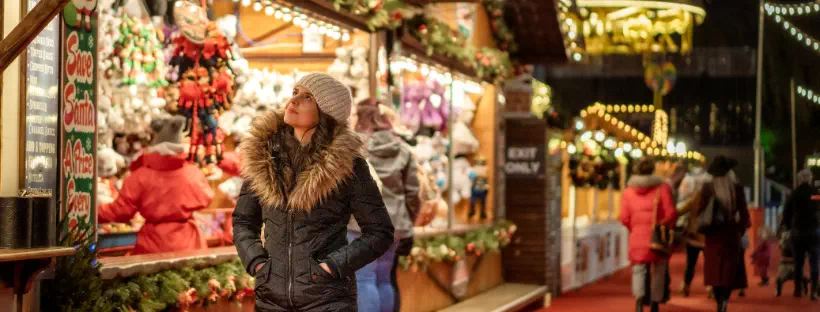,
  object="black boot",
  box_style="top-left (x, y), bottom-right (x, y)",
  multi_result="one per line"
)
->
top-left (681, 283), bottom-right (691, 297)
top-left (649, 303), bottom-right (659, 312)
top-left (796, 280), bottom-right (805, 298)
top-left (717, 300), bottom-right (728, 312)
top-left (775, 279), bottom-right (783, 297)
top-left (812, 280), bottom-right (818, 301)
top-left (635, 298), bottom-right (644, 312)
